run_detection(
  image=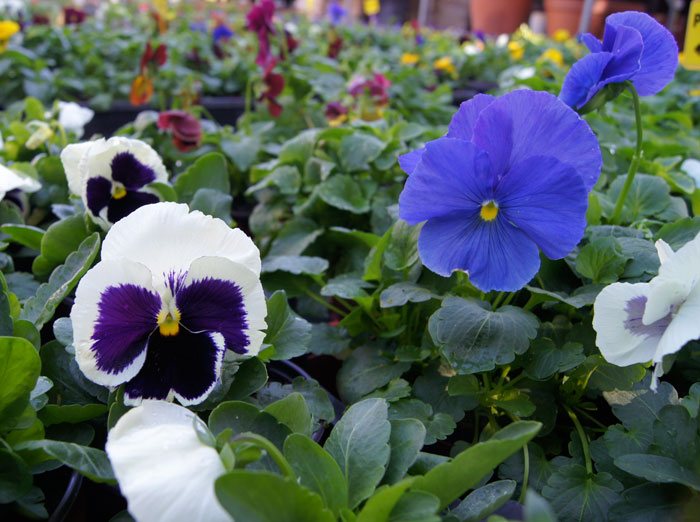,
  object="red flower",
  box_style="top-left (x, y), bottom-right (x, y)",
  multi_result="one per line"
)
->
top-left (246, 0), bottom-right (276, 66)
top-left (348, 73), bottom-right (391, 105)
top-left (285, 30), bottom-right (299, 55)
top-left (140, 42), bottom-right (167, 73)
top-left (157, 111), bottom-right (202, 152)
top-left (64, 7), bottom-right (86, 25)
top-left (325, 101), bottom-right (347, 120)
top-left (328, 31), bottom-right (343, 59)
top-left (259, 60), bottom-right (284, 118)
